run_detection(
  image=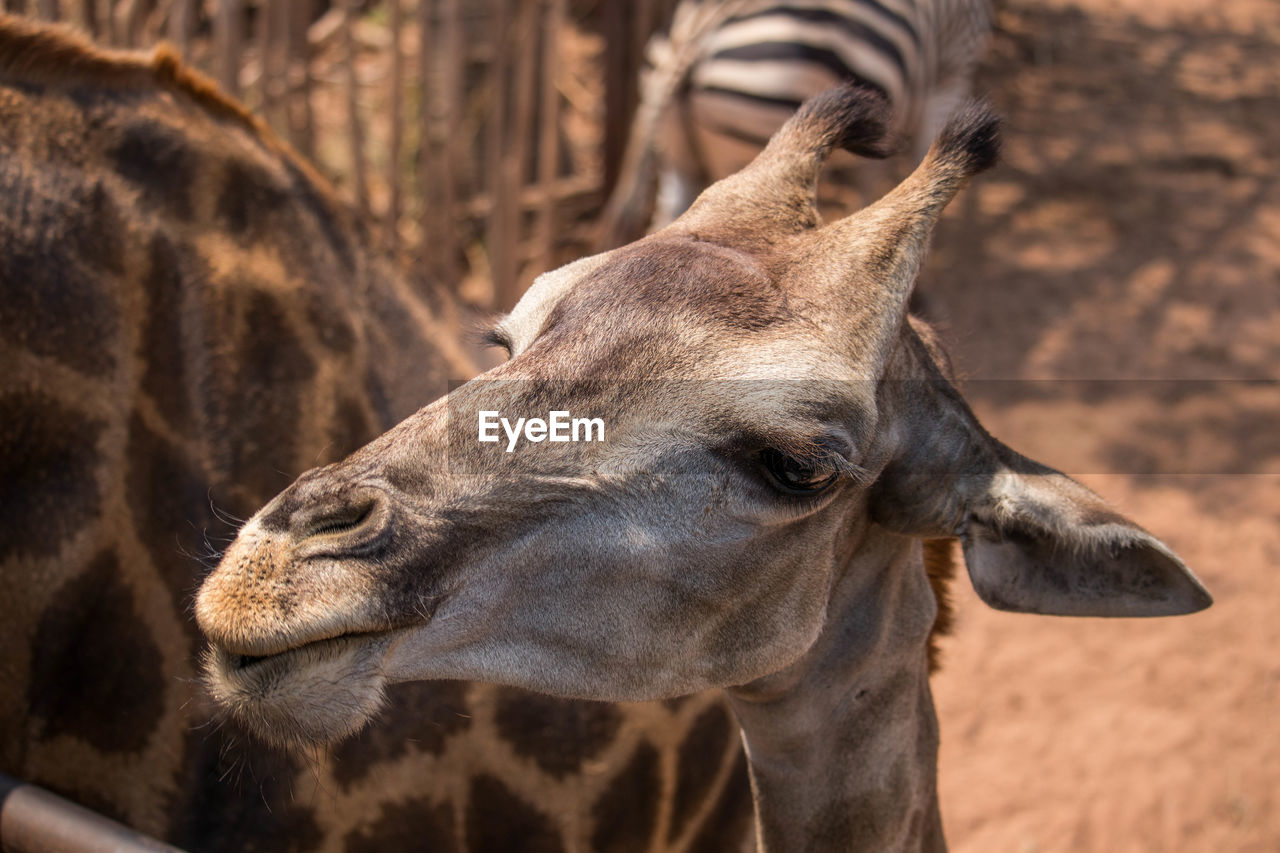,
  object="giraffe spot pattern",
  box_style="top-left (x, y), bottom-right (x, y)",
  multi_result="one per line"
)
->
top-left (125, 412), bottom-right (222, 620)
top-left (492, 687), bottom-right (623, 780)
top-left (330, 395), bottom-right (375, 460)
top-left (304, 289), bottom-right (357, 354)
top-left (0, 391), bottom-right (104, 561)
top-left (330, 680), bottom-right (472, 791)
top-left (363, 363), bottom-right (396, 432)
top-left (2, 29), bottom-right (473, 853)
top-left (0, 165), bottom-right (122, 377)
top-left (238, 290), bottom-right (318, 387)
top-left (343, 796), bottom-right (457, 853)
top-left (139, 232), bottom-right (198, 430)
top-left (220, 289), bottom-right (316, 503)
top-left (71, 182), bottom-right (128, 276)
top-left (216, 158), bottom-right (293, 237)
top-left (367, 281), bottom-right (429, 352)
top-left (686, 750), bottom-right (753, 853)
top-left (0, 122), bottom-right (127, 274)
top-left (282, 160), bottom-right (357, 274)
top-left (27, 551), bottom-right (165, 754)
top-left (667, 701), bottom-right (736, 843)
top-left (590, 740), bottom-right (662, 853)
top-left (109, 120), bottom-right (196, 219)
top-left (168, 731), bottom-right (323, 853)
top-left (363, 279), bottom-right (451, 420)
top-left (214, 156), bottom-right (358, 309)
top-left (466, 775), bottom-right (564, 853)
